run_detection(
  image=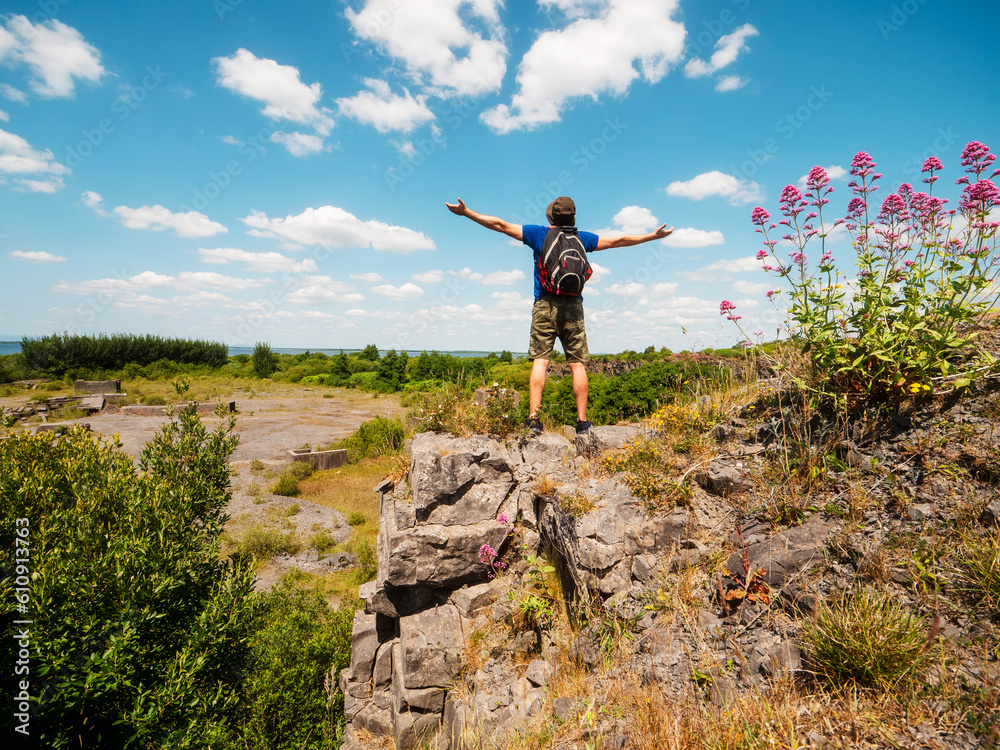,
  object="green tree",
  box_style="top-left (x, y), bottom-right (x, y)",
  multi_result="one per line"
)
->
top-left (252, 341), bottom-right (278, 378)
top-left (357, 344), bottom-right (380, 362)
top-left (0, 406), bottom-right (255, 749)
top-left (375, 349), bottom-right (408, 391)
top-left (499, 350), bottom-right (513, 364)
